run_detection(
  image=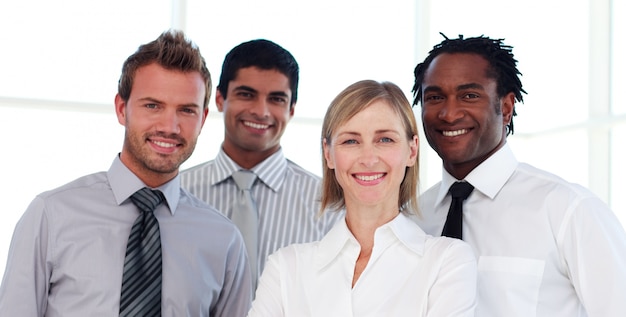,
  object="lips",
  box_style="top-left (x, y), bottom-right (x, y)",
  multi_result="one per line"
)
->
top-left (442, 128), bottom-right (469, 137)
top-left (151, 140), bottom-right (177, 148)
top-left (354, 173), bottom-right (385, 181)
top-left (243, 120), bottom-right (270, 130)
